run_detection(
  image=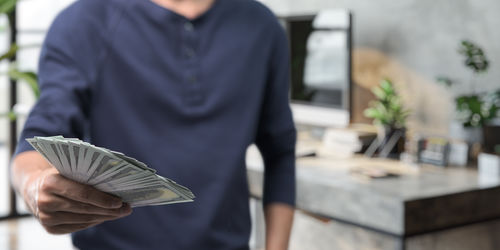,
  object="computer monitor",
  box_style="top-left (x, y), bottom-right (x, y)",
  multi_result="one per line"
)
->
top-left (280, 10), bottom-right (352, 128)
